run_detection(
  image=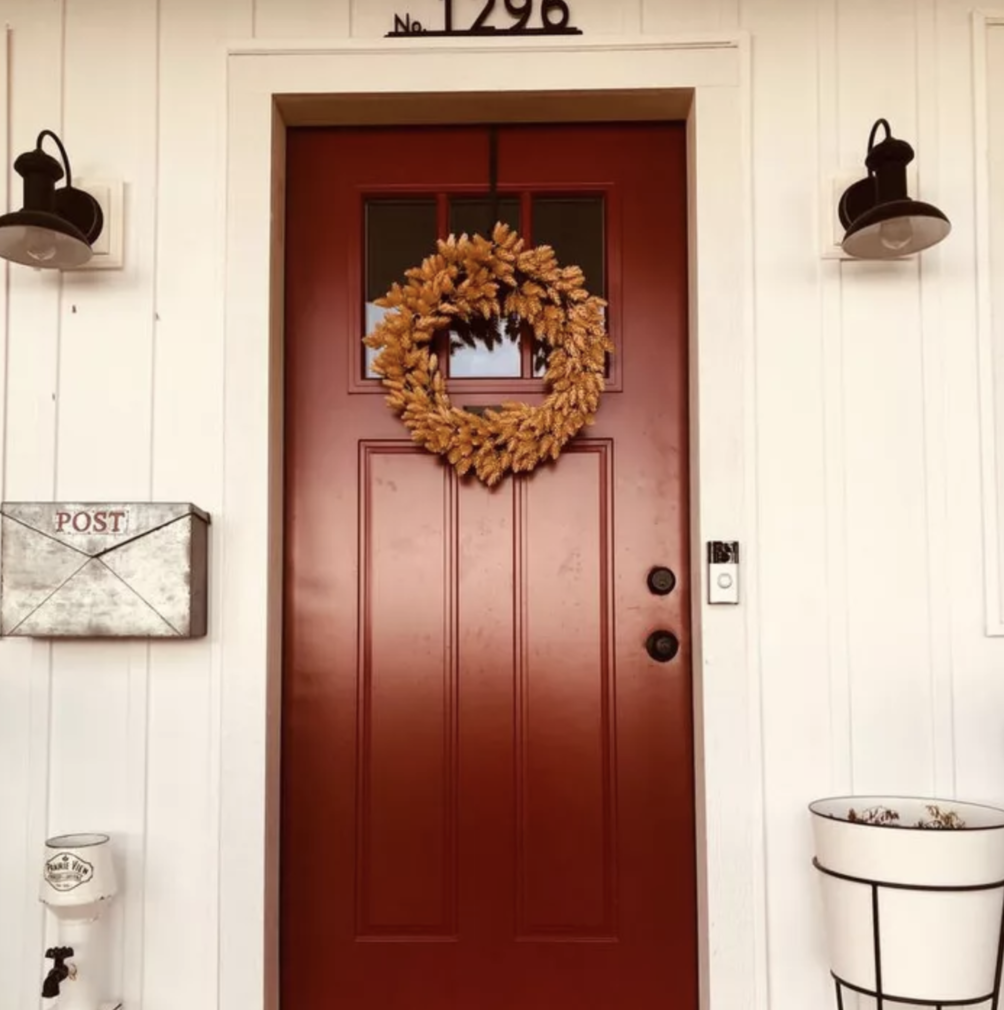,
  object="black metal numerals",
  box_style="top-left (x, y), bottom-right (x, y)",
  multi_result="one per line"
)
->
top-left (389, 0), bottom-right (580, 36)
top-left (468, 0), bottom-right (572, 31)
top-left (541, 0), bottom-right (571, 28)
